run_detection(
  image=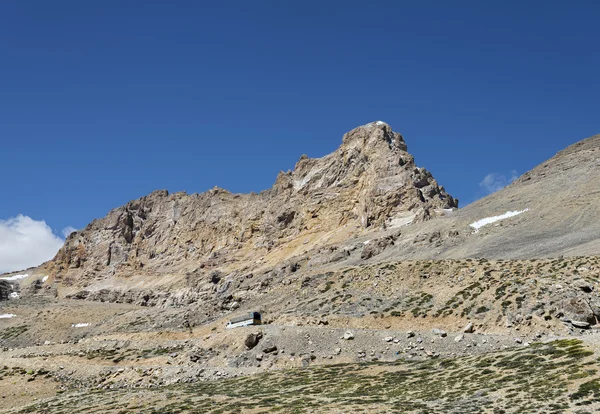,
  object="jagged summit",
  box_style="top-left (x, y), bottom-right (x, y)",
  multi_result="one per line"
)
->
top-left (45, 123), bottom-right (456, 286)
top-left (343, 121), bottom-right (407, 151)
